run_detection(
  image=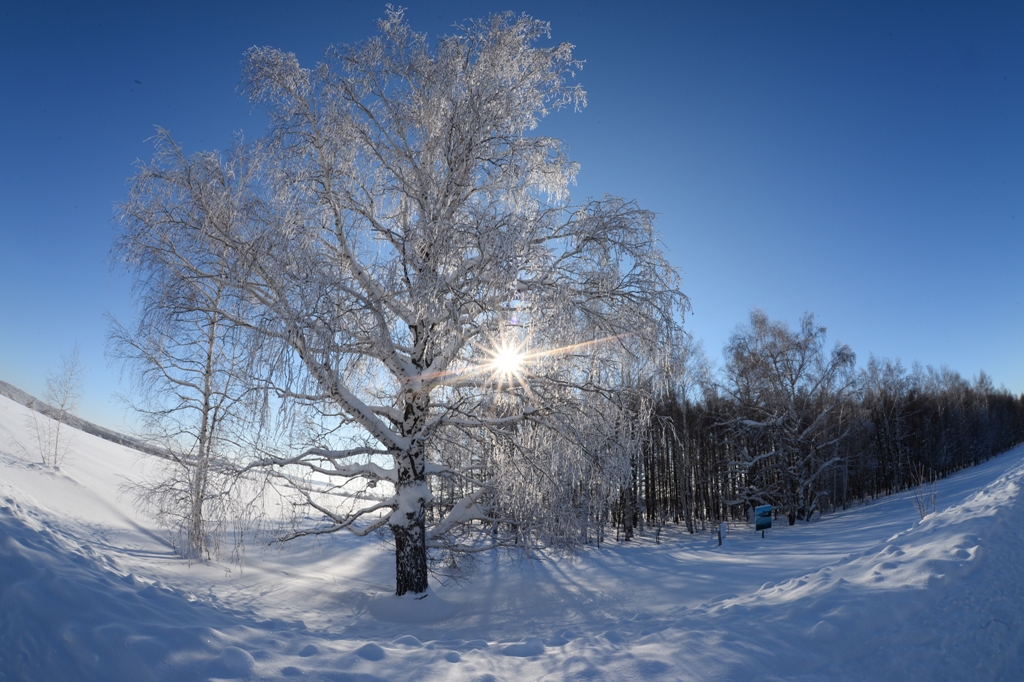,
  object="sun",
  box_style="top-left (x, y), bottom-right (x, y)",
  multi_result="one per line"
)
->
top-left (490, 343), bottom-right (525, 376)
